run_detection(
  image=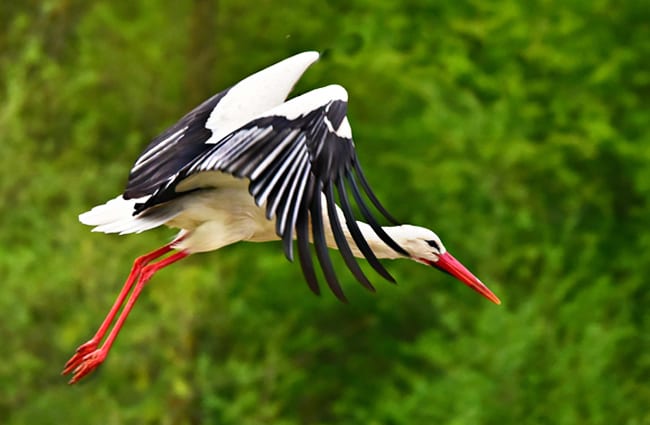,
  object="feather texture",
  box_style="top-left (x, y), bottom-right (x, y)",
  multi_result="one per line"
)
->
top-left (136, 85), bottom-right (406, 301)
